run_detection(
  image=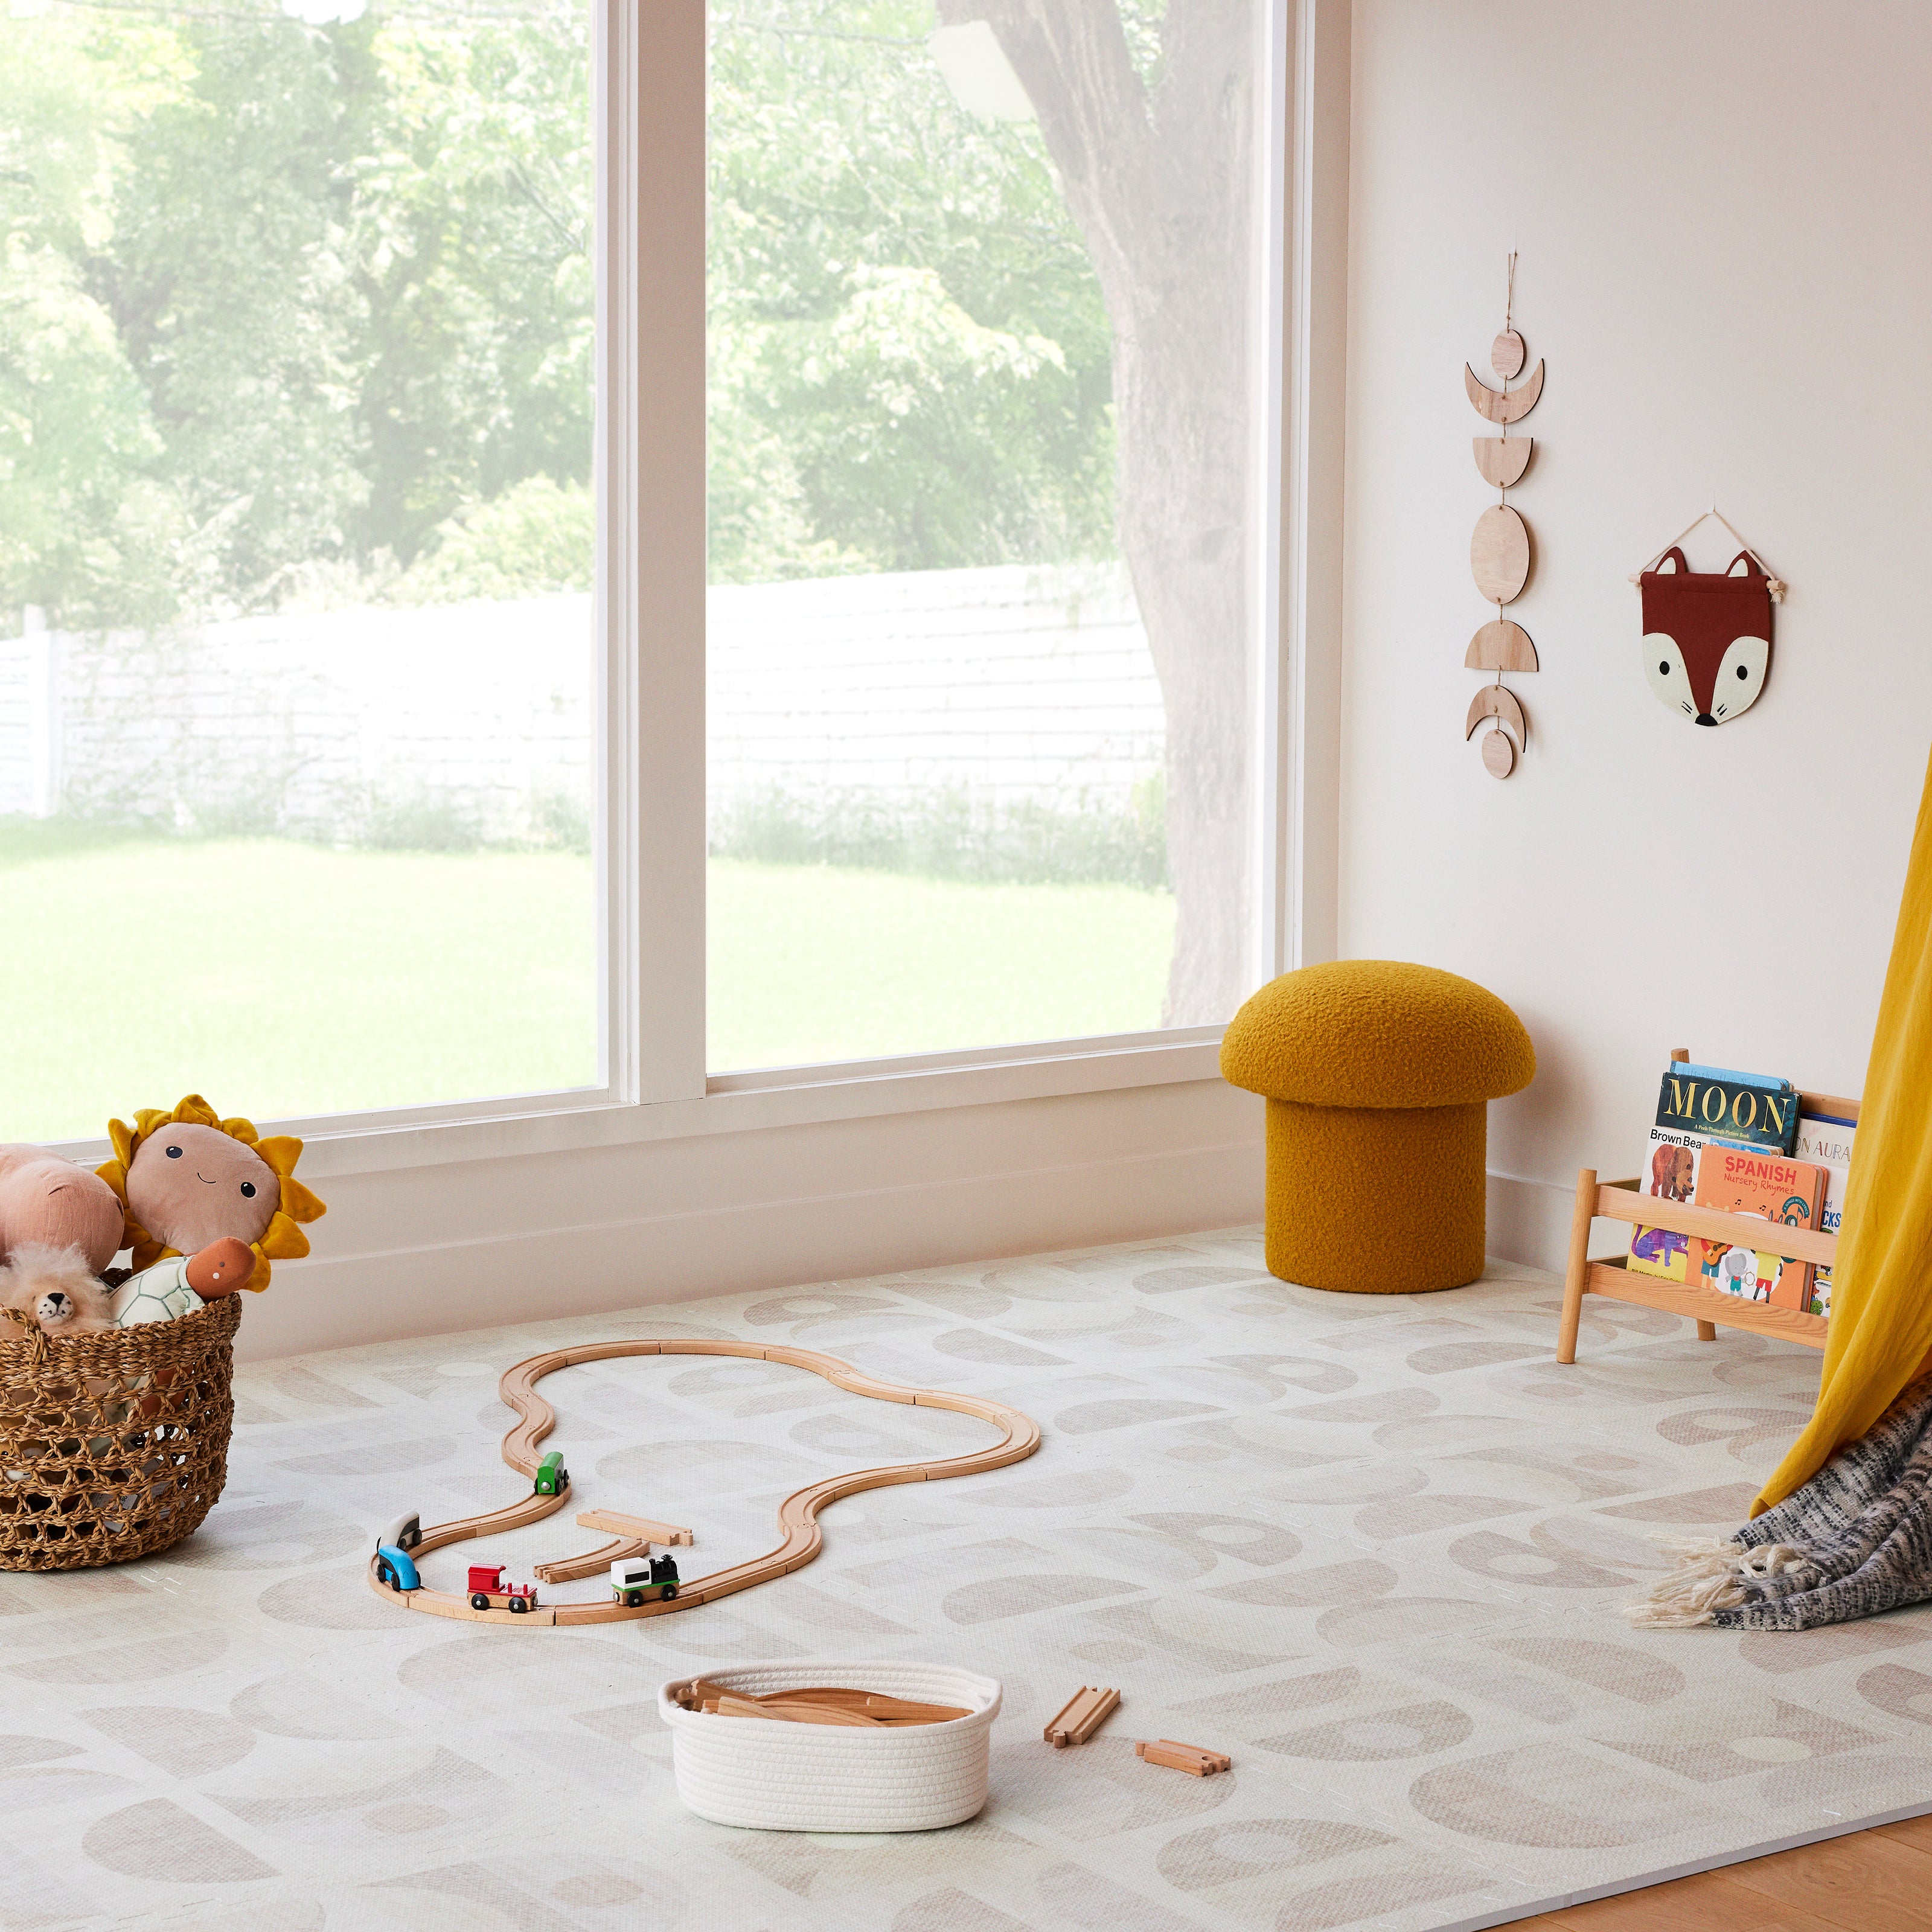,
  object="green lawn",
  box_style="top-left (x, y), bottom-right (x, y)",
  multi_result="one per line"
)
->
top-left (709, 856), bottom-right (1174, 1070)
top-left (0, 829), bottom-right (1173, 1139)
